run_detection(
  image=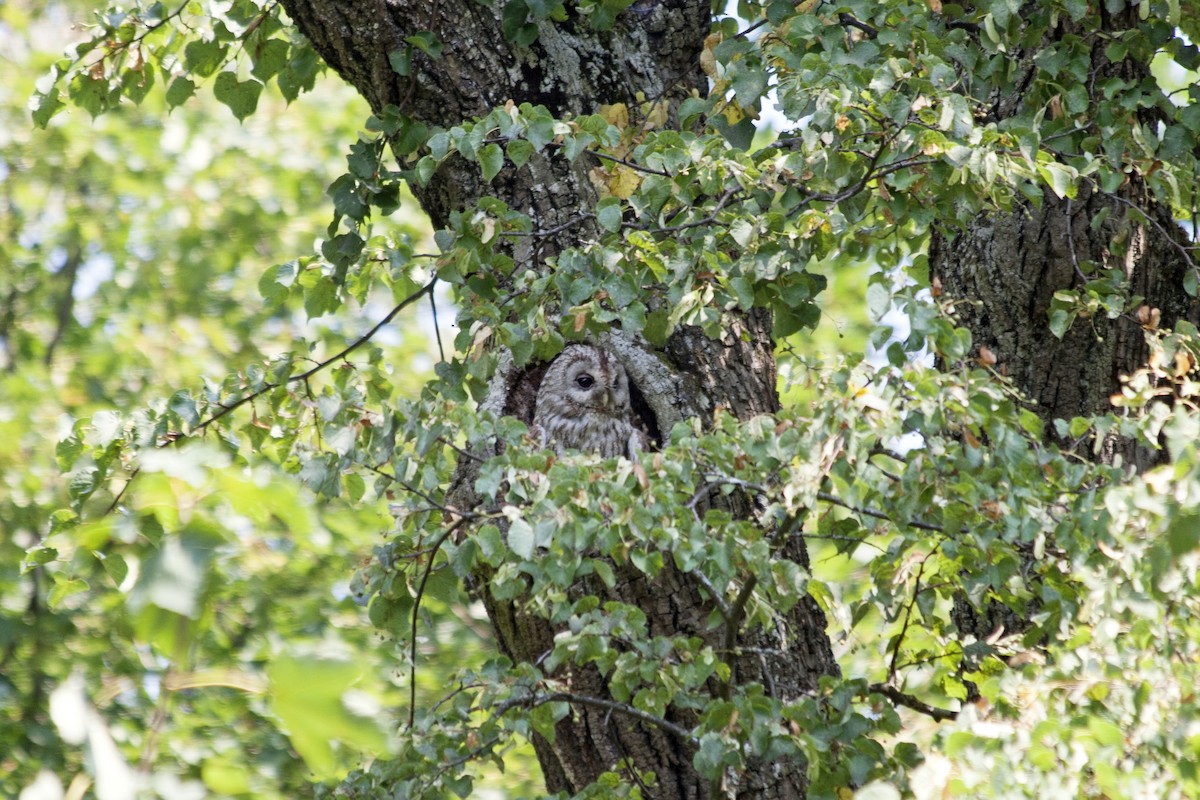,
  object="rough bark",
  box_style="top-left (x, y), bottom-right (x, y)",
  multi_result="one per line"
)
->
top-left (932, 184), bottom-right (1198, 469)
top-left (278, 1), bottom-right (838, 796)
top-left (931, 14), bottom-right (1199, 469)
